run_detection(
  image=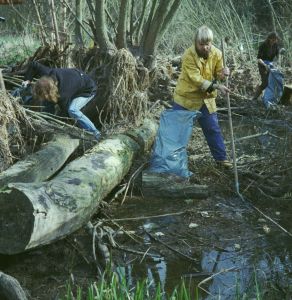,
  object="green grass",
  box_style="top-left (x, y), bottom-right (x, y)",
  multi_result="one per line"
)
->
top-left (60, 269), bottom-right (267, 300)
top-left (0, 34), bottom-right (40, 66)
top-left (61, 272), bottom-right (197, 300)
